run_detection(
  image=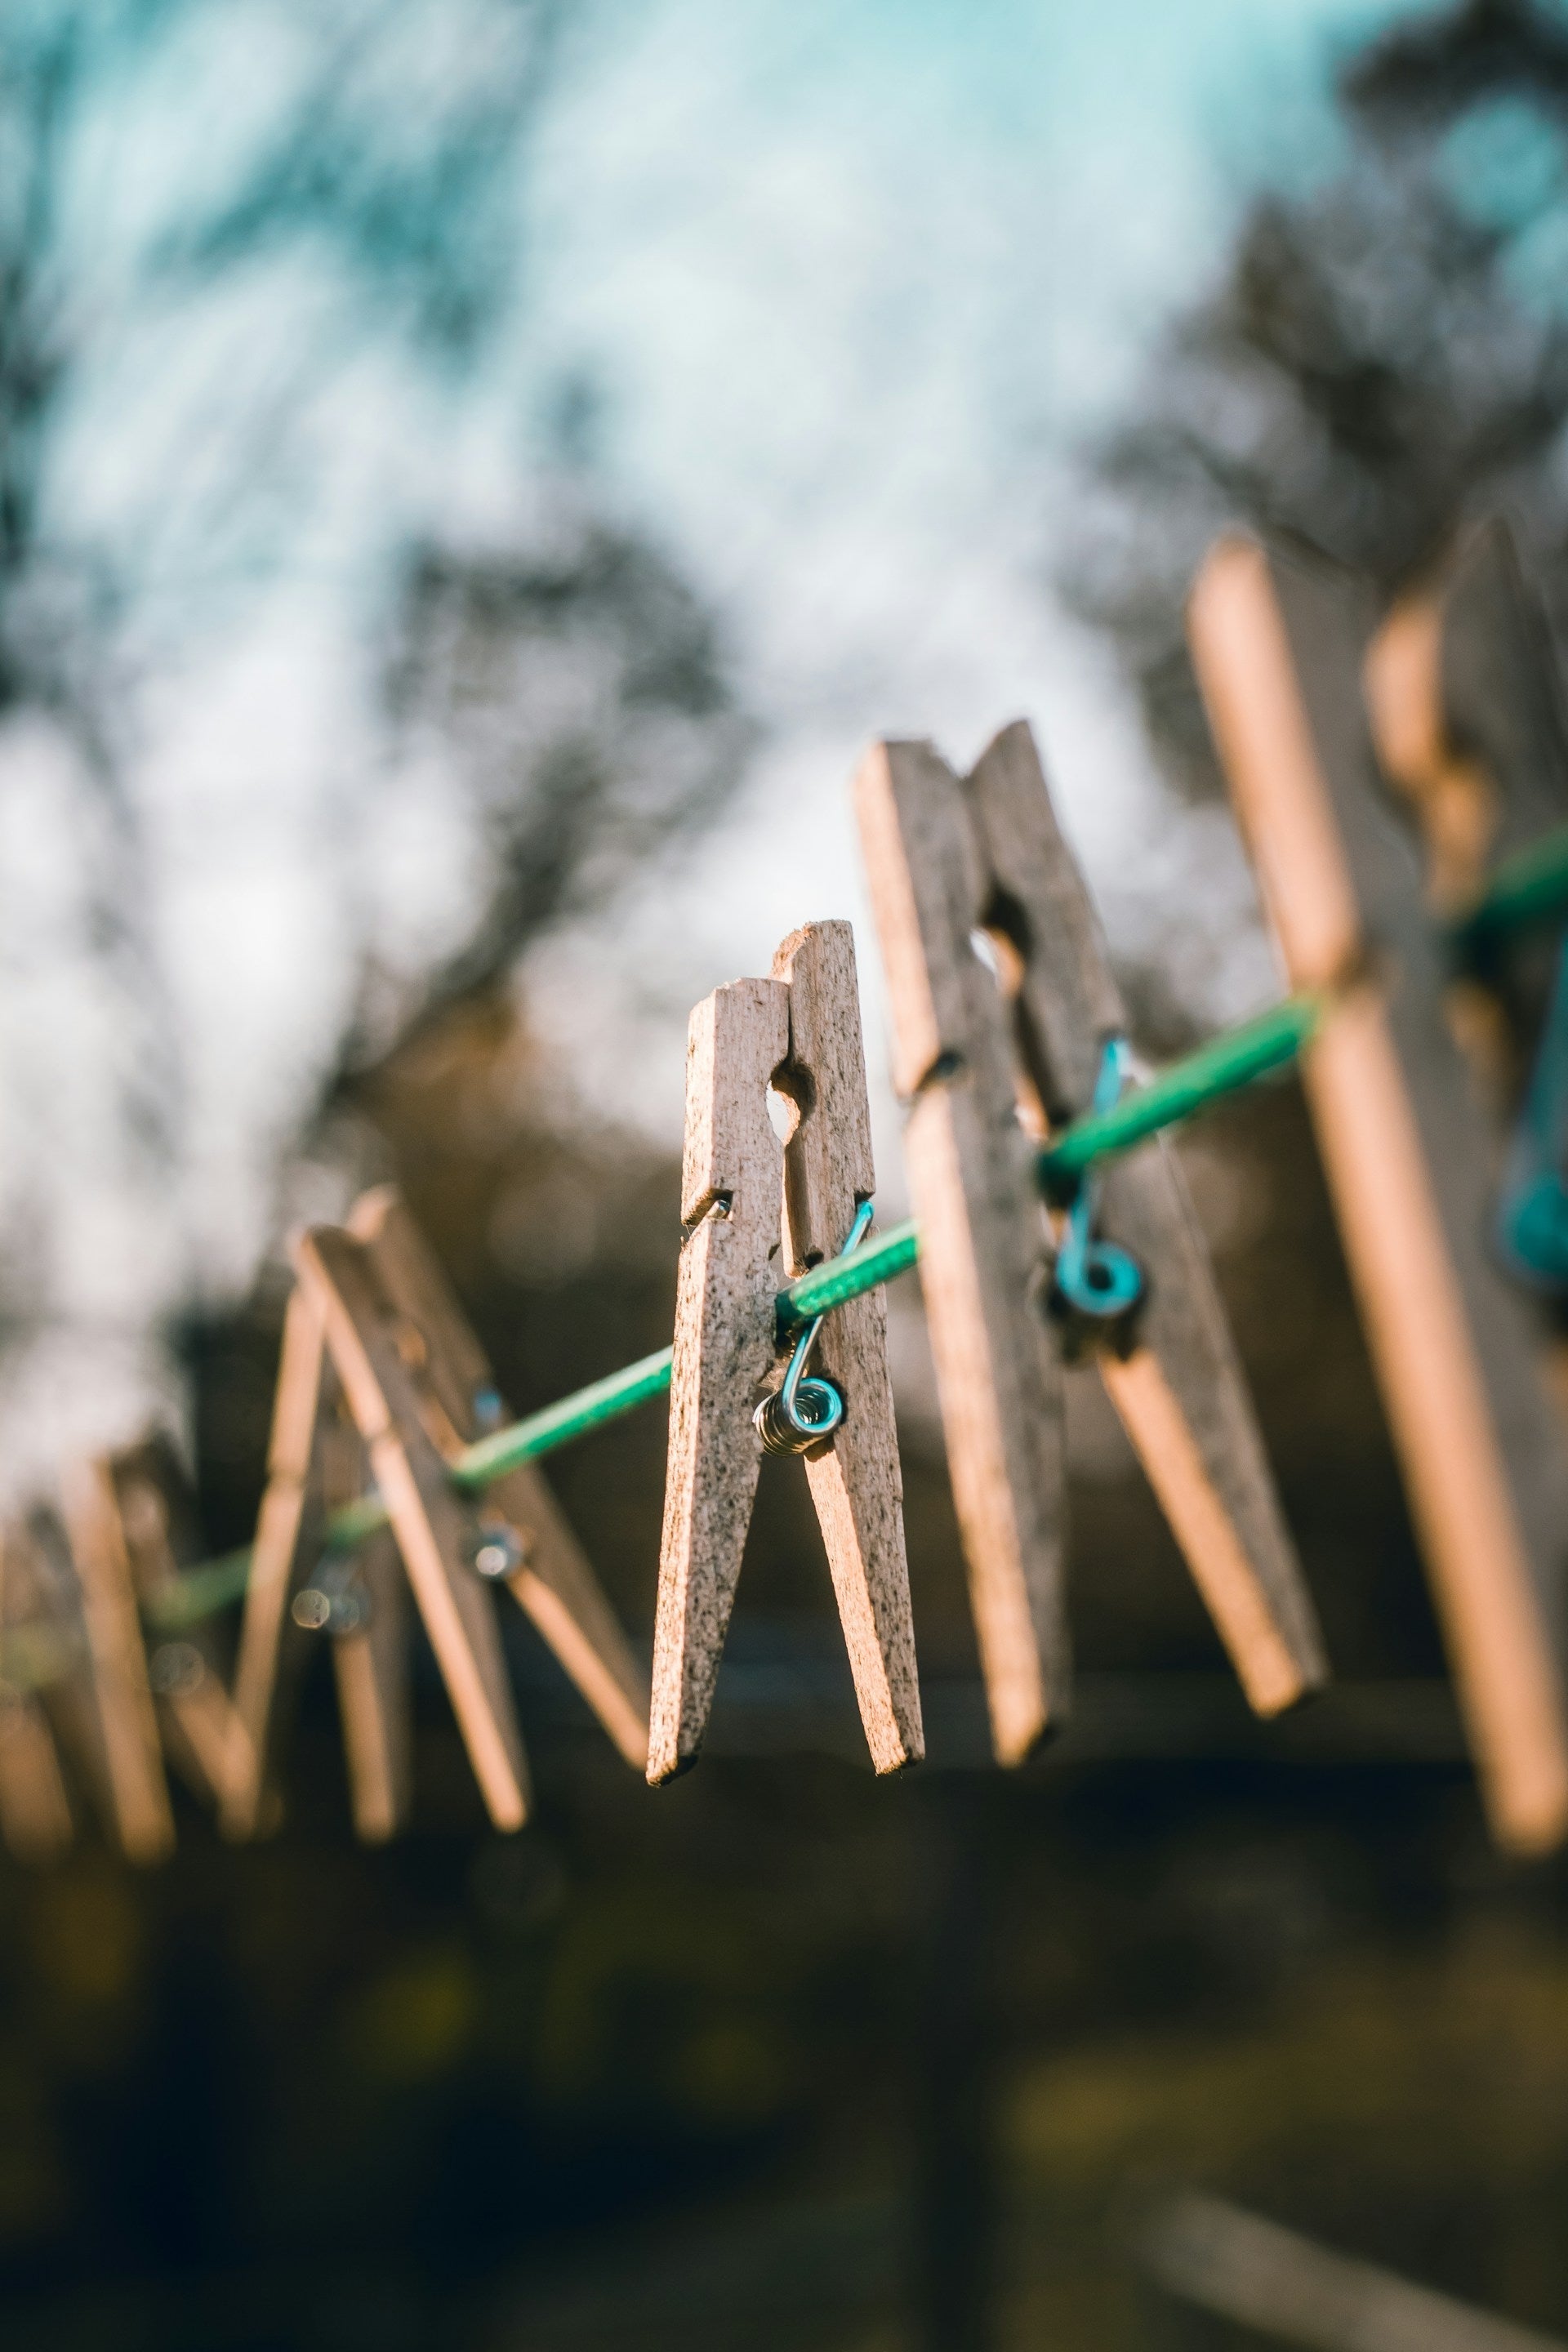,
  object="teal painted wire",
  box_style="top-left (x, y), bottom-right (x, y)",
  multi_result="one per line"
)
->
top-left (1038, 991), bottom-right (1324, 1198)
top-left (451, 1345), bottom-right (676, 1492)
